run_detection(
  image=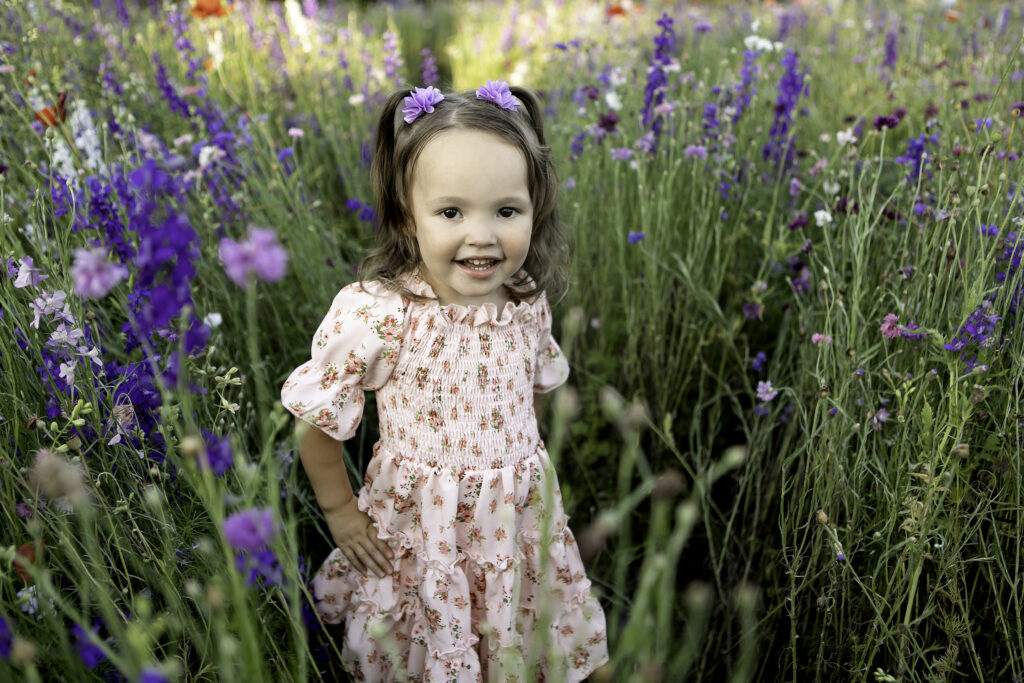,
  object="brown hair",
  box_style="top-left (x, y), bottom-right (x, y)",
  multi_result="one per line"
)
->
top-left (359, 86), bottom-right (571, 303)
